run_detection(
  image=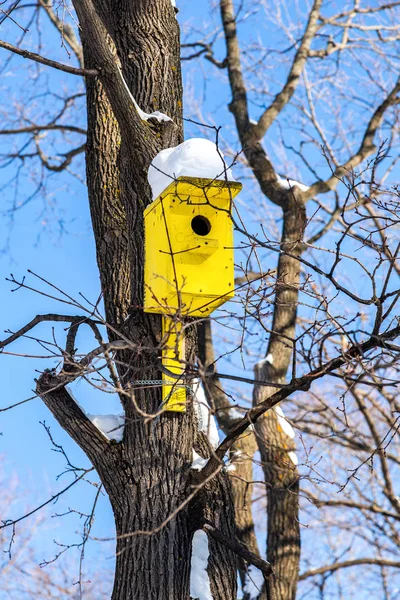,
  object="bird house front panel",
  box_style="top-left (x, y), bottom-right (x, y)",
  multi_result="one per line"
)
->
top-left (144, 177), bottom-right (242, 317)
